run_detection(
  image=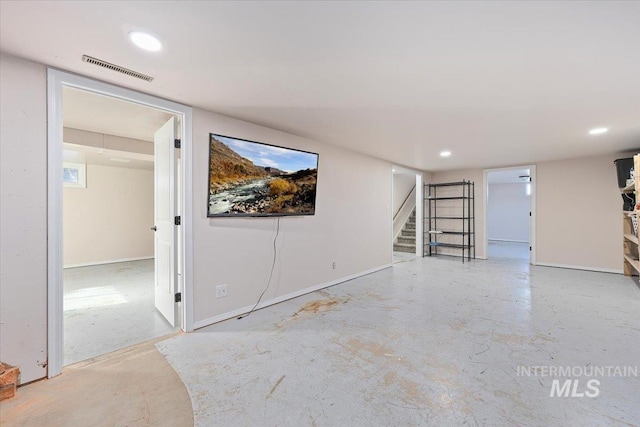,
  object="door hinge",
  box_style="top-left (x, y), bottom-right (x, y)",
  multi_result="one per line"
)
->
top-left (530, 246), bottom-right (532, 251)
top-left (174, 216), bottom-right (181, 225)
top-left (529, 212), bottom-right (532, 216)
top-left (174, 139), bottom-right (181, 149)
top-left (174, 292), bottom-right (182, 303)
